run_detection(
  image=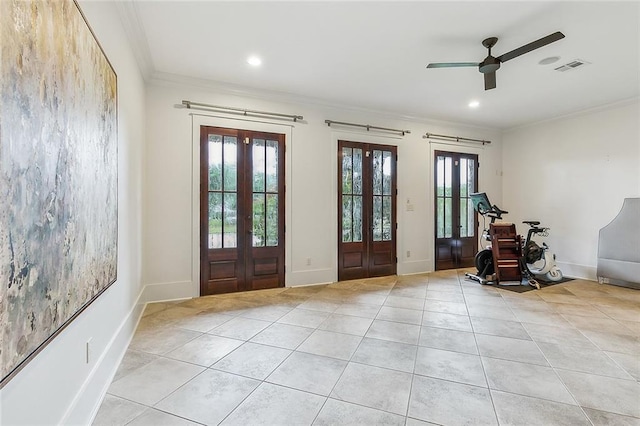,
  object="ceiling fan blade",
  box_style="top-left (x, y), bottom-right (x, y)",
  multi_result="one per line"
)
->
top-left (484, 72), bottom-right (496, 90)
top-left (497, 31), bottom-right (565, 63)
top-left (427, 62), bottom-right (479, 69)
